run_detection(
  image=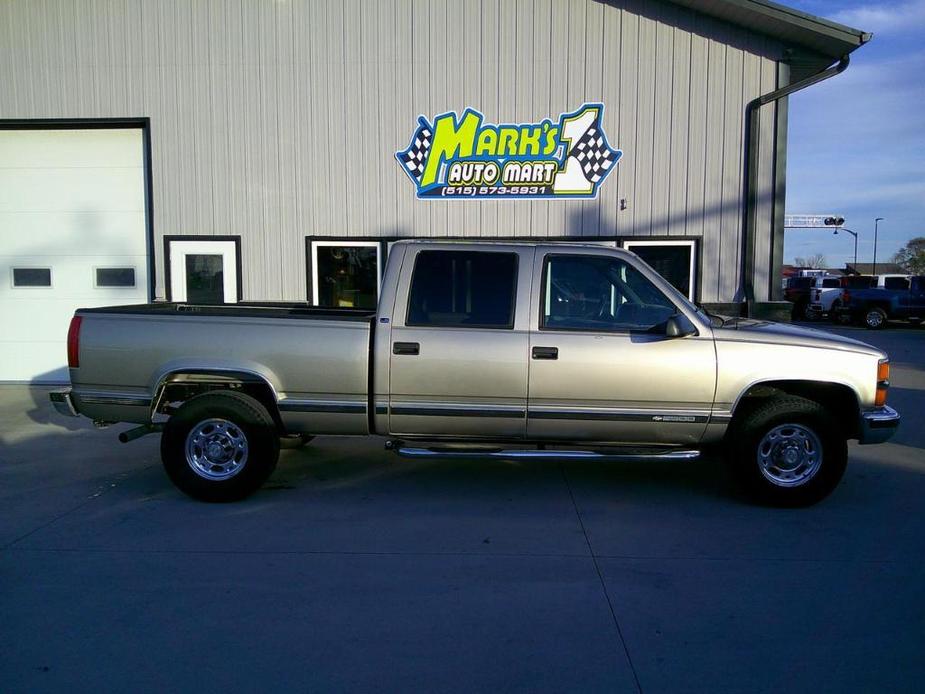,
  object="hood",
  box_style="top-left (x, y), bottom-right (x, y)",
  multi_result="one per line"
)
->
top-left (713, 318), bottom-right (884, 357)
